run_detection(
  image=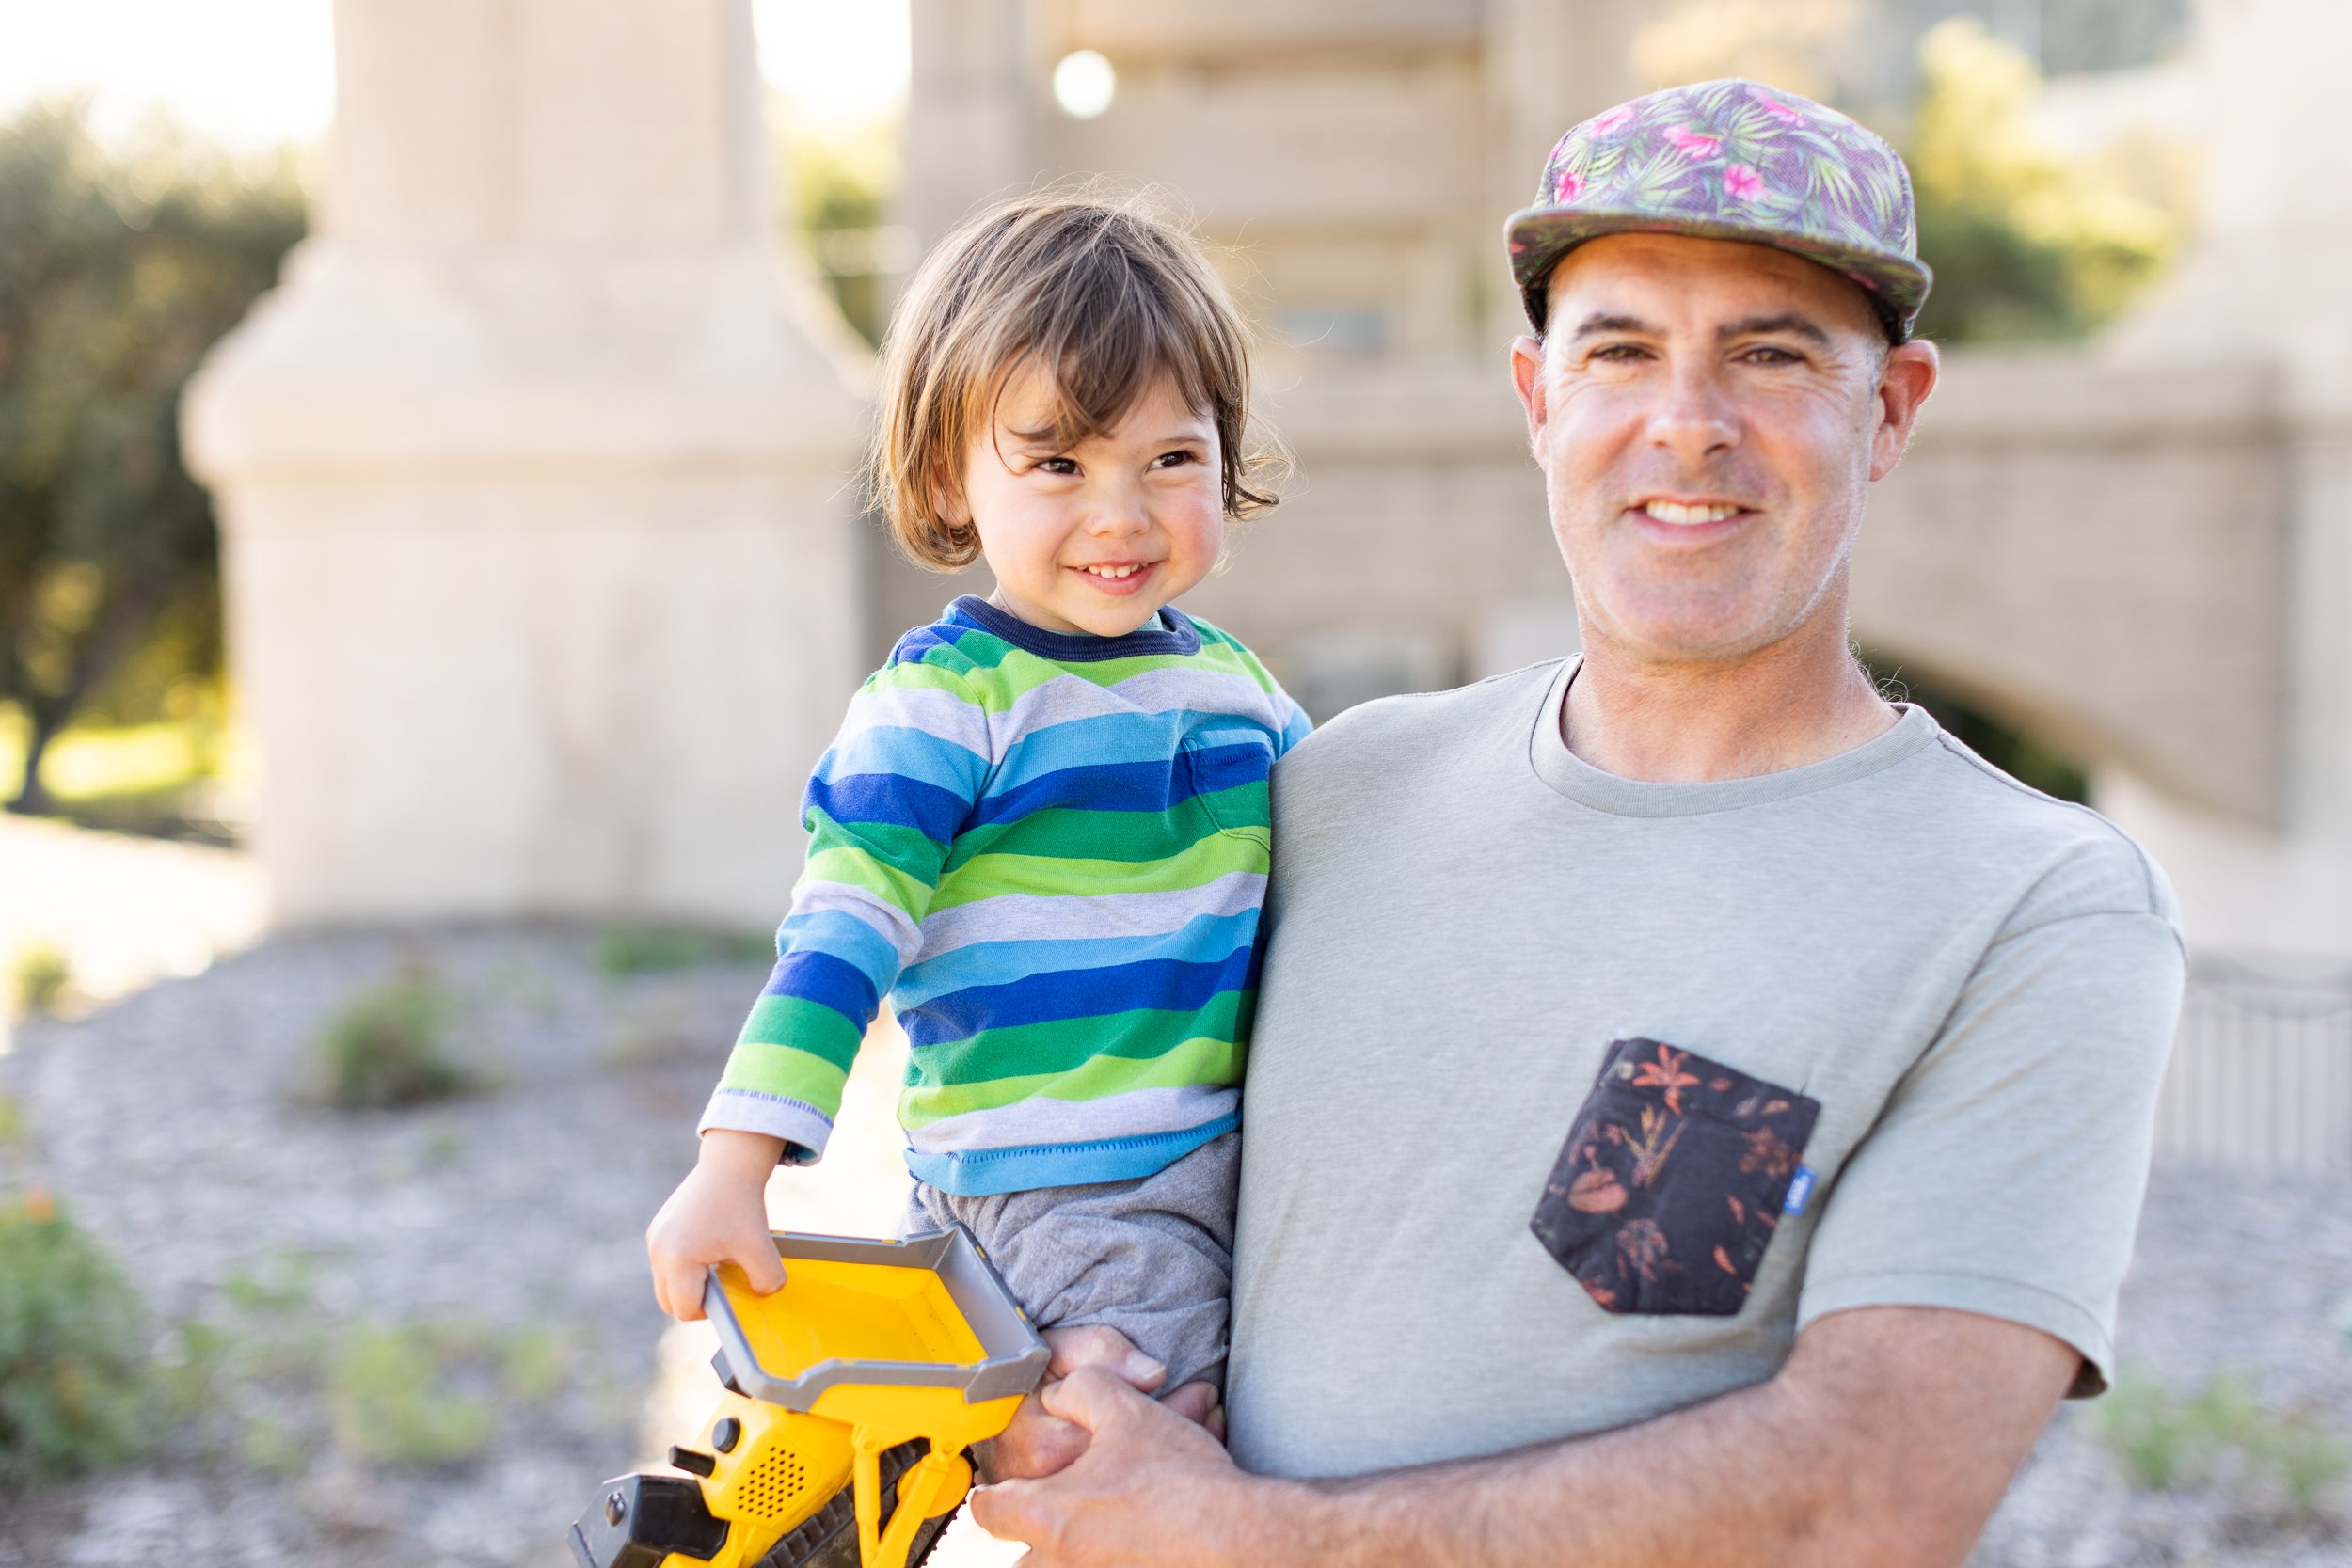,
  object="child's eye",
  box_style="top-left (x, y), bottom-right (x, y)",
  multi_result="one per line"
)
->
top-left (1152, 448), bottom-right (1201, 468)
top-left (1035, 456), bottom-right (1078, 475)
